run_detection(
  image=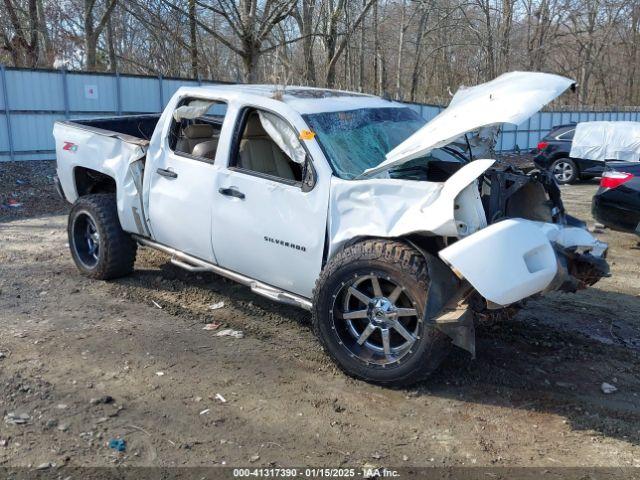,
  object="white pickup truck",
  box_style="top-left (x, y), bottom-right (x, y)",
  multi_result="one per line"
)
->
top-left (54, 72), bottom-right (609, 386)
